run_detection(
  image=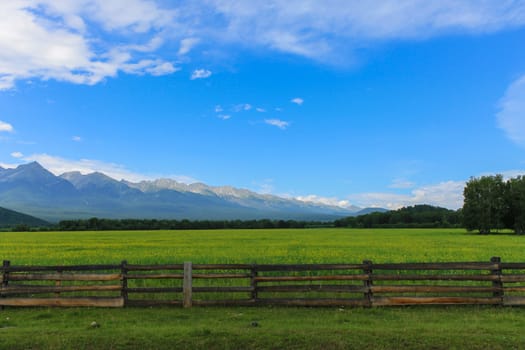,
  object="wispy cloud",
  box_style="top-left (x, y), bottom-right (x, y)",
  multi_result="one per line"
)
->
top-left (256, 107), bottom-right (266, 113)
top-left (265, 119), bottom-right (290, 130)
top-left (191, 69), bottom-right (212, 80)
top-left (178, 37), bottom-right (200, 56)
top-left (497, 75), bottom-right (525, 146)
top-left (291, 97), bottom-right (304, 105)
top-left (389, 178), bottom-right (416, 189)
top-left (218, 114), bottom-right (231, 120)
top-left (10, 151), bottom-right (23, 158)
top-left (72, 136), bottom-right (82, 142)
top-left (0, 121), bottom-right (14, 133)
top-left (204, 1), bottom-right (525, 62)
top-left (214, 105), bottom-right (223, 113)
